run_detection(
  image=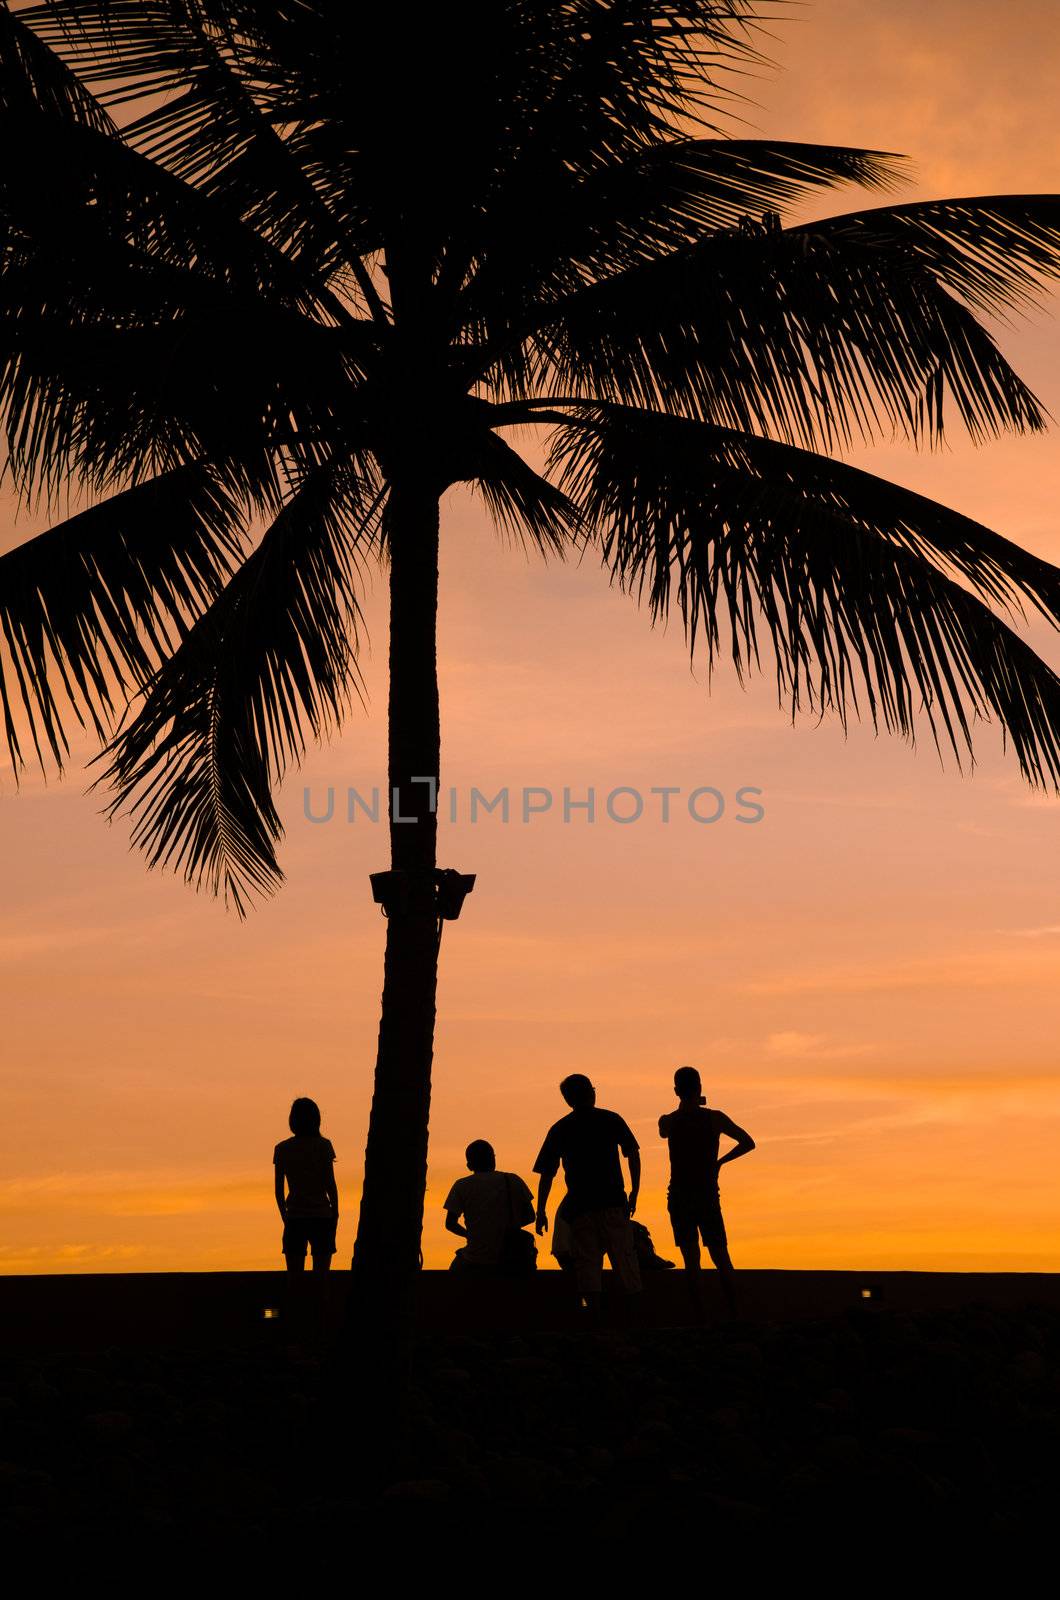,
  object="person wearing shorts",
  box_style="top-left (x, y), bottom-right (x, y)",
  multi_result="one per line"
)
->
top-left (274, 1097), bottom-right (339, 1272)
top-left (659, 1066), bottom-right (754, 1315)
top-left (533, 1074), bottom-right (642, 1317)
